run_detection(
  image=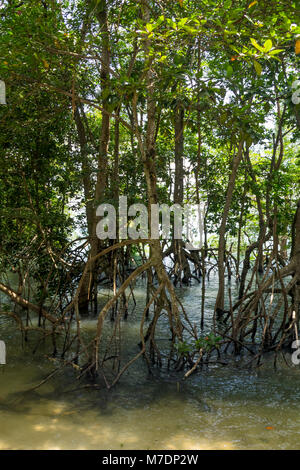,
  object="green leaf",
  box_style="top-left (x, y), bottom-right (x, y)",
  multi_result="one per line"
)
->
top-left (253, 60), bottom-right (262, 76)
top-left (250, 38), bottom-right (264, 52)
top-left (145, 23), bottom-right (153, 33)
top-left (178, 18), bottom-right (188, 27)
top-left (226, 65), bottom-right (233, 78)
top-left (264, 39), bottom-right (272, 52)
top-left (182, 25), bottom-right (198, 34)
top-left (268, 49), bottom-right (284, 55)
top-left (224, 0), bottom-right (232, 8)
